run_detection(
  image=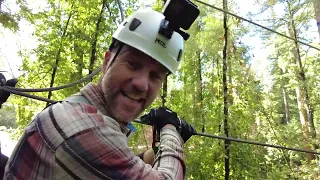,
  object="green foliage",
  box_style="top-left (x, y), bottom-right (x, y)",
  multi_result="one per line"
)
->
top-left (0, 0), bottom-right (19, 32)
top-left (0, 11), bottom-right (19, 32)
top-left (0, 105), bottom-right (17, 128)
top-left (152, 0), bottom-right (164, 12)
top-left (10, 0), bottom-right (141, 135)
top-left (2, 0), bottom-right (319, 178)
